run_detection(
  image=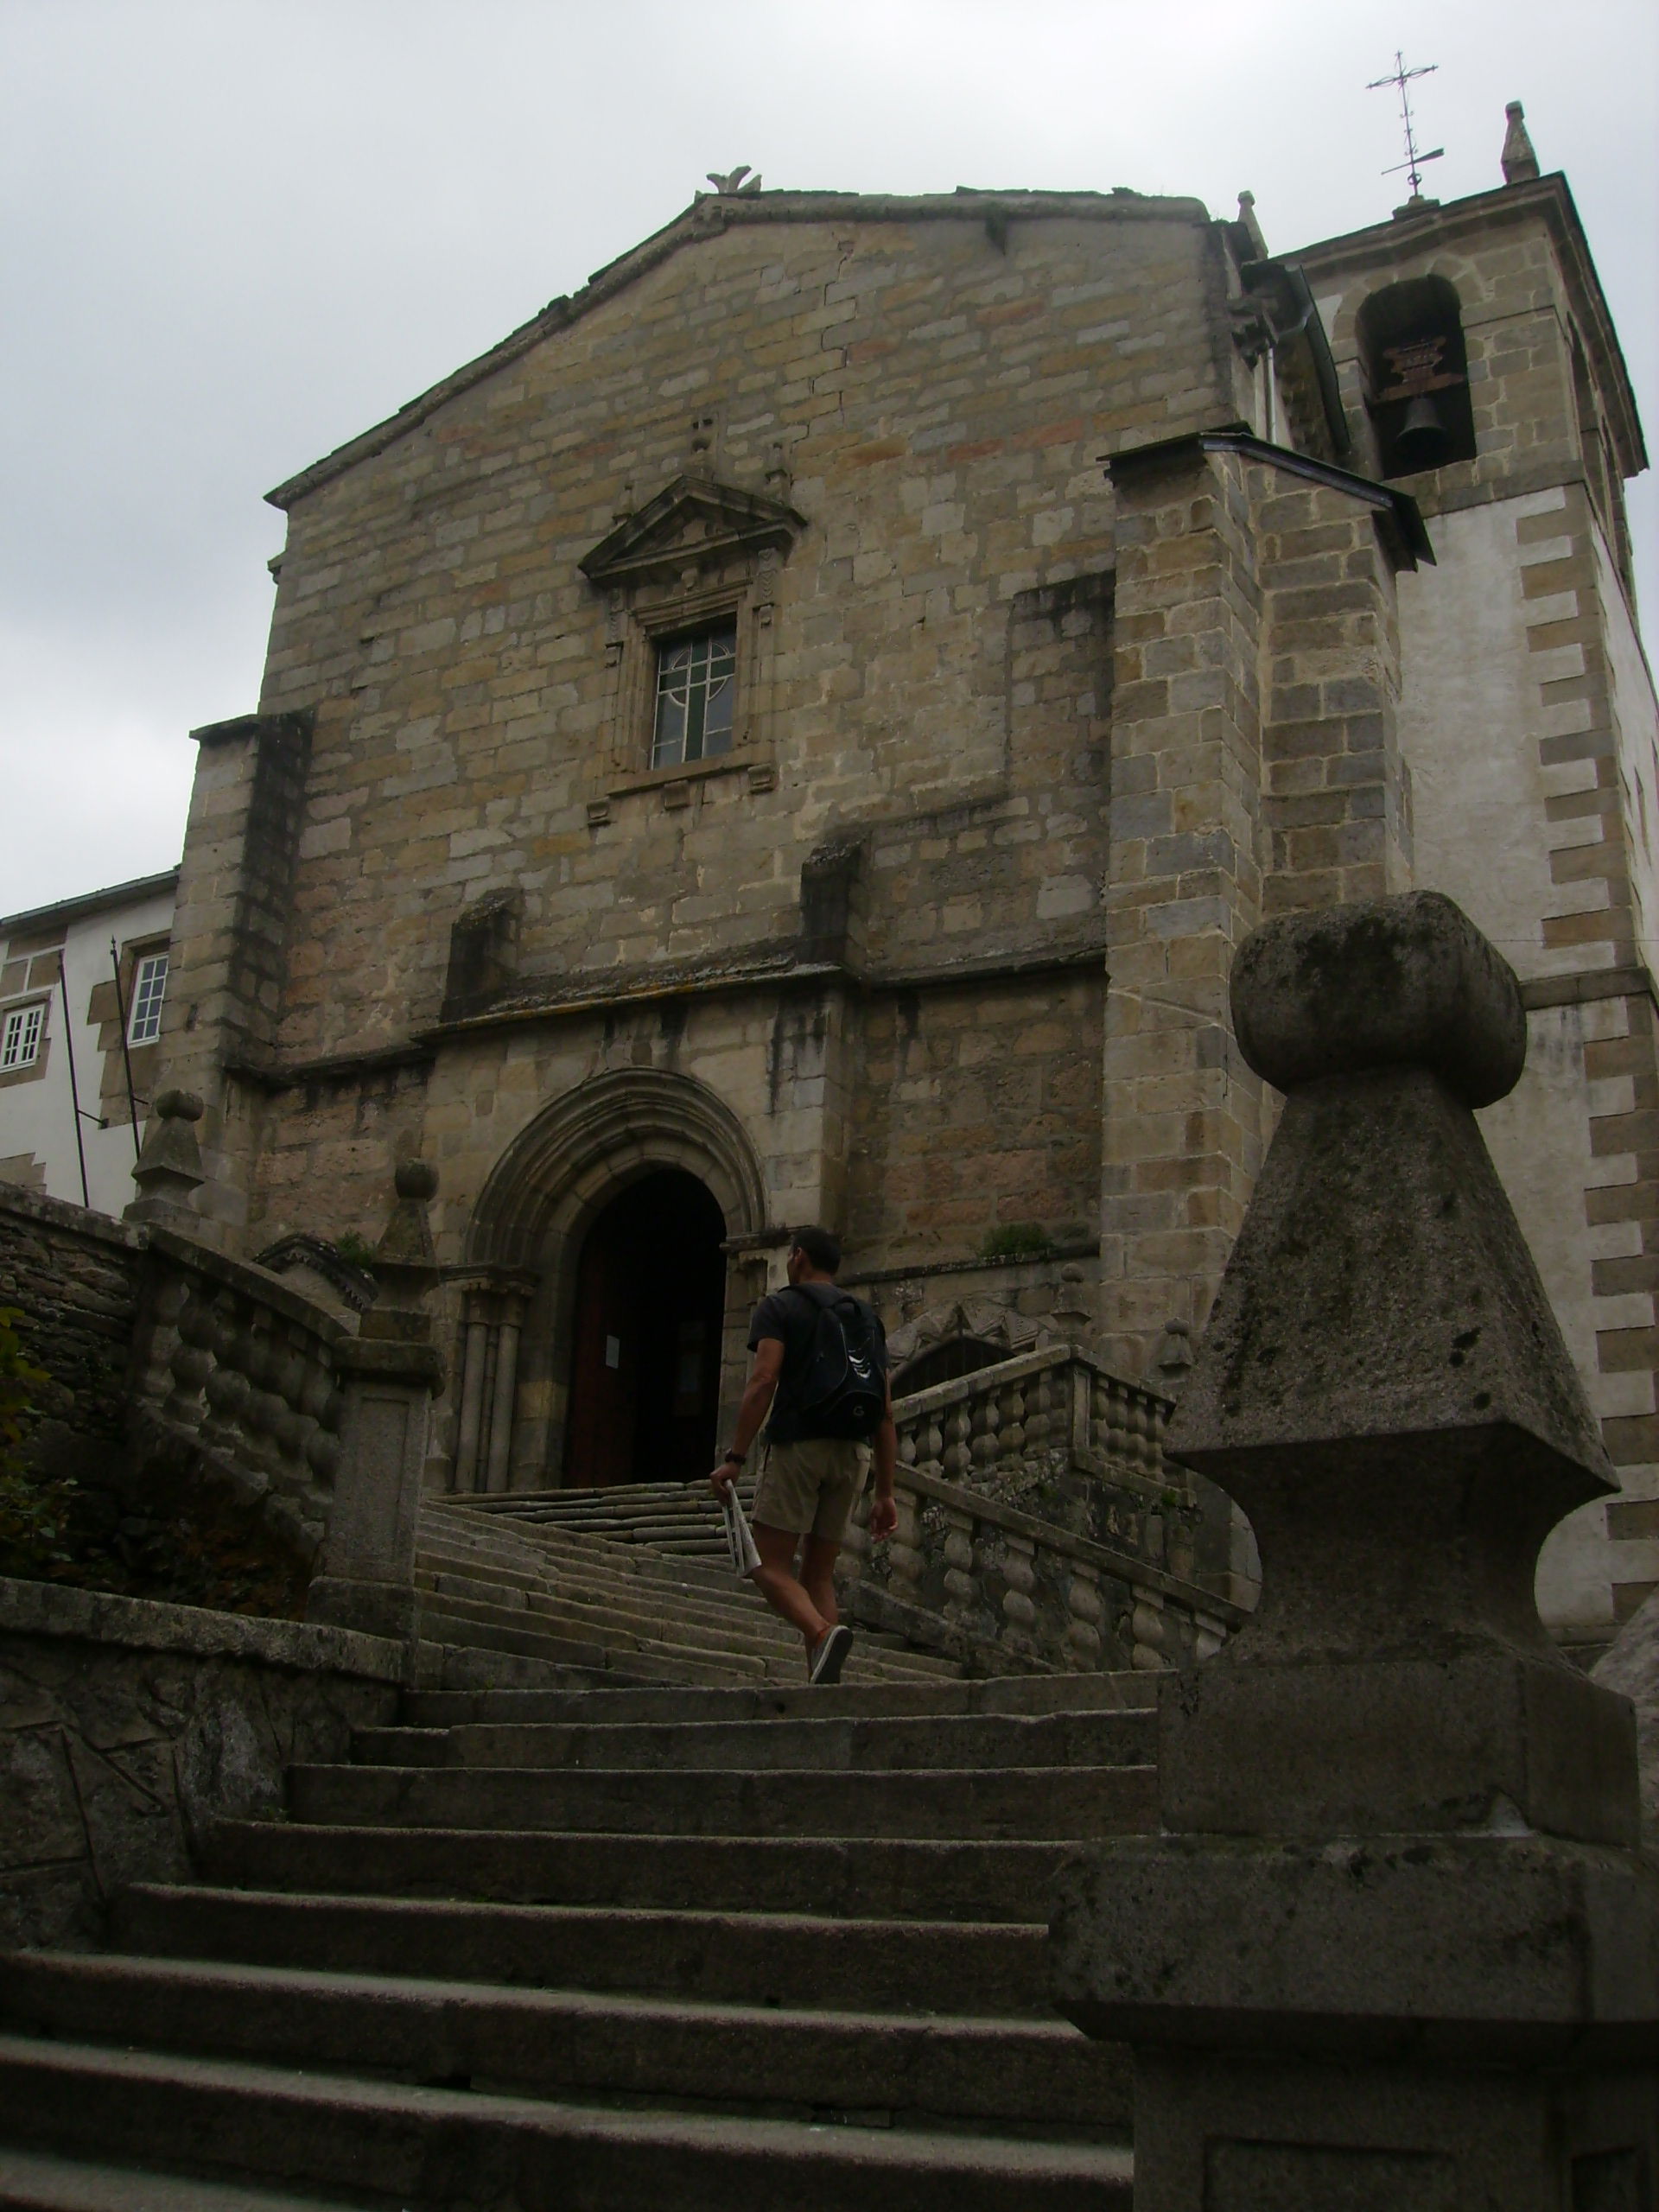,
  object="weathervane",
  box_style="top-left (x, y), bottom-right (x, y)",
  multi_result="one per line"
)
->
top-left (1367, 49), bottom-right (1443, 203)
